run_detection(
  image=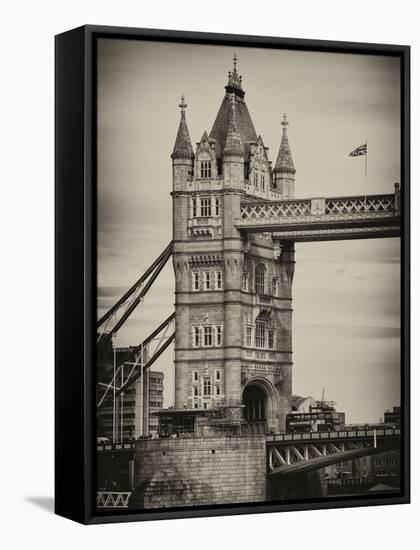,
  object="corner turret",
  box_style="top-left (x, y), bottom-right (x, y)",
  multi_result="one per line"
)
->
top-left (223, 96), bottom-right (244, 189)
top-left (273, 114), bottom-right (296, 199)
top-left (172, 95), bottom-right (194, 191)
